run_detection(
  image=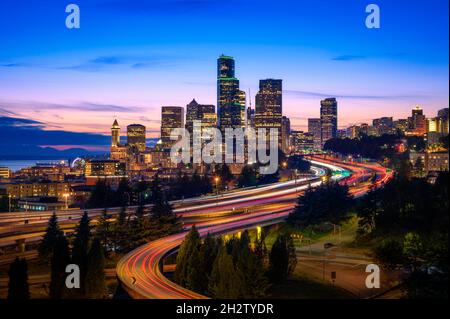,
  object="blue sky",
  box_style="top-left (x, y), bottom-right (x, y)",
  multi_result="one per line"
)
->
top-left (0, 0), bottom-right (448, 148)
